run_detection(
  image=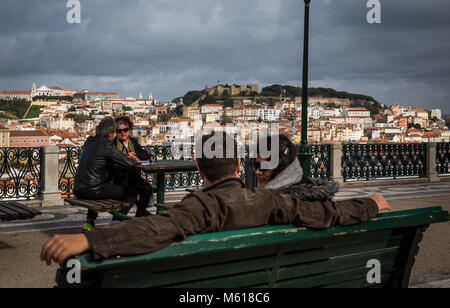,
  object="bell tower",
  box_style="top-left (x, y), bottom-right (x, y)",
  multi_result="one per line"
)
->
top-left (31, 82), bottom-right (37, 96)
